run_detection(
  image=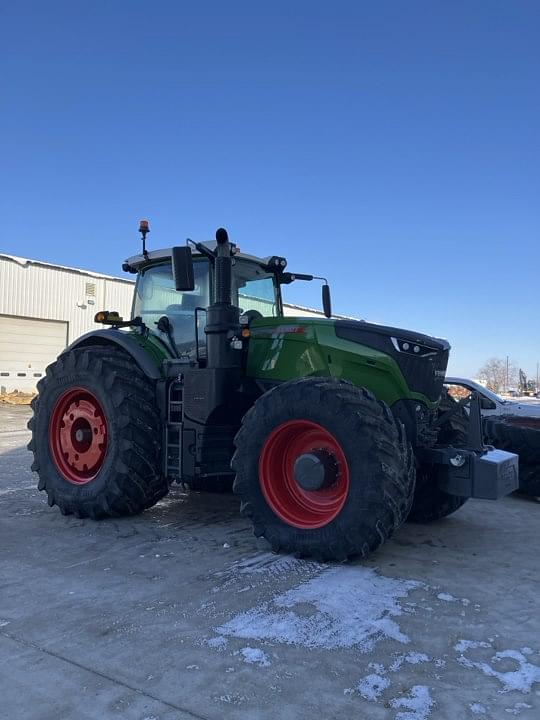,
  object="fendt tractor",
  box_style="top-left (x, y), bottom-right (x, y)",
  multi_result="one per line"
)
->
top-left (28, 224), bottom-right (519, 560)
